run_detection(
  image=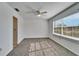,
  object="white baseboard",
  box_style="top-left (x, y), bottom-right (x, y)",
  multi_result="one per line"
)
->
top-left (24, 37), bottom-right (49, 39)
